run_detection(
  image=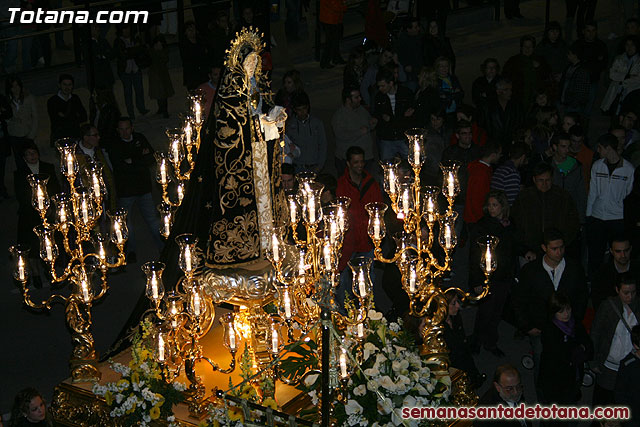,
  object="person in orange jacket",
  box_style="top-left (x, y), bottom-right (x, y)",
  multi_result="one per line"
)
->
top-left (319, 0), bottom-right (348, 69)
